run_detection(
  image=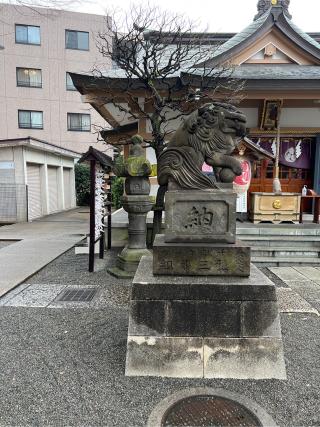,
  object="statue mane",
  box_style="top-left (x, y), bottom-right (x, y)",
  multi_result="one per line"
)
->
top-left (169, 102), bottom-right (245, 157)
top-left (158, 102), bottom-right (247, 189)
